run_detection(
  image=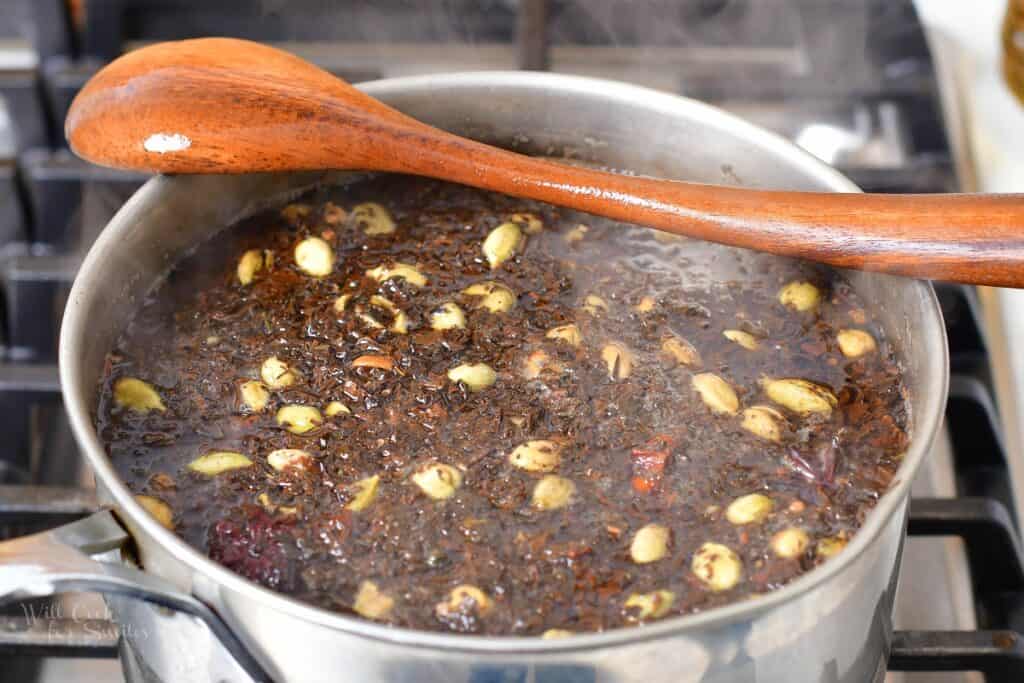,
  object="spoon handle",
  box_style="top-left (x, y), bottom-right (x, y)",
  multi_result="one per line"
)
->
top-left (382, 127), bottom-right (1024, 288)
